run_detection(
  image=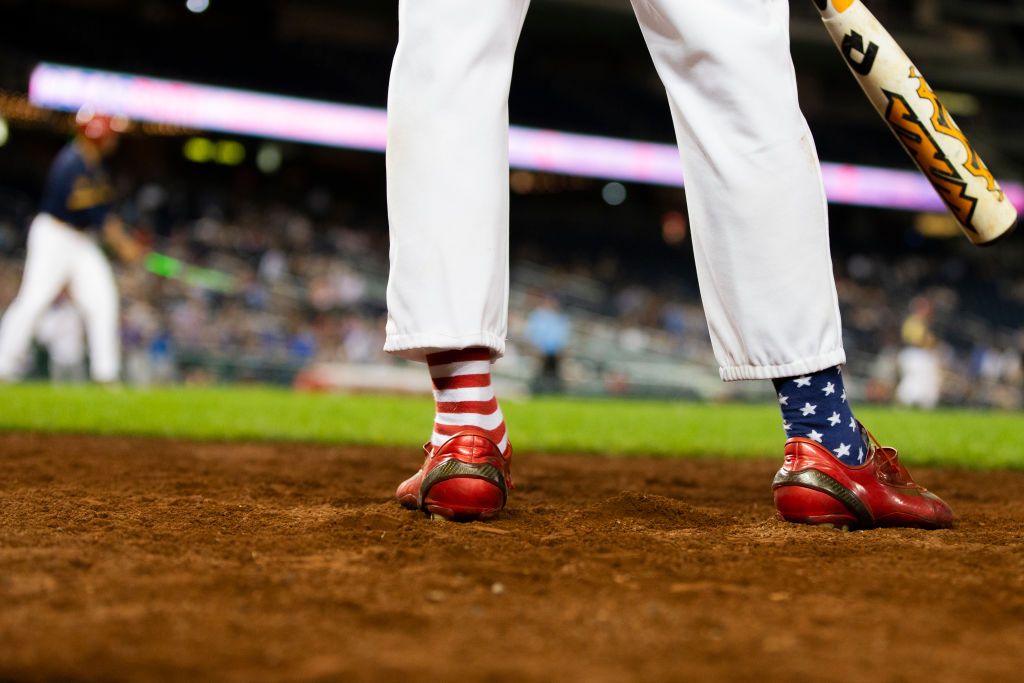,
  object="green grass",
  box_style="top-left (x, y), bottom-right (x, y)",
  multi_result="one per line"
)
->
top-left (1, 383), bottom-right (1022, 469)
